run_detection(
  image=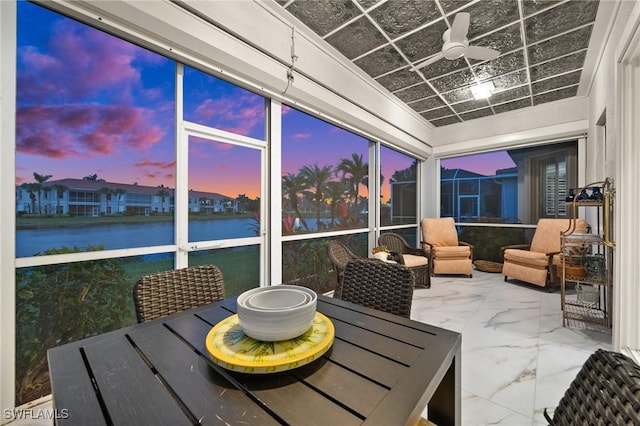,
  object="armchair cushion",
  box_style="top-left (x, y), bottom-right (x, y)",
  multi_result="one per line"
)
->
top-left (402, 254), bottom-right (429, 267)
top-left (421, 217), bottom-right (459, 246)
top-left (432, 245), bottom-right (471, 259)
top-left (435, 259), bottom-right (473, 275)
top-left (503, 249), bottom-right (551, 268)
